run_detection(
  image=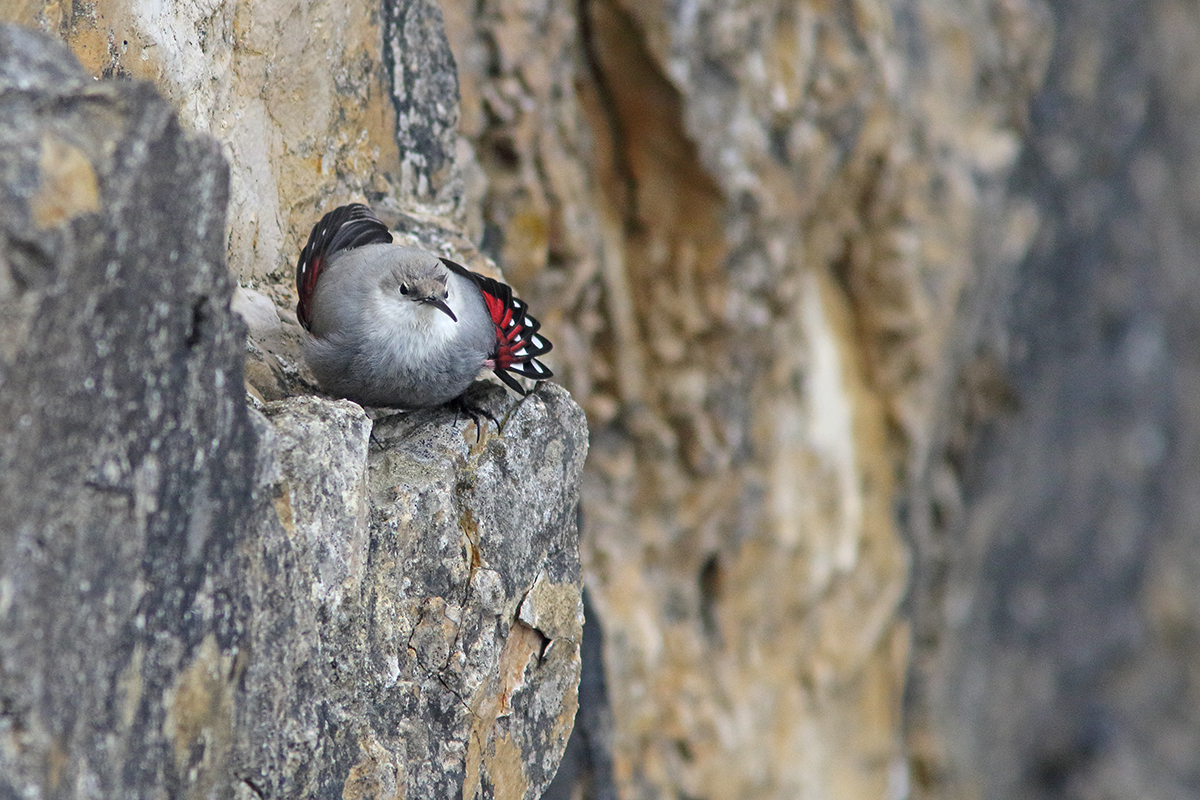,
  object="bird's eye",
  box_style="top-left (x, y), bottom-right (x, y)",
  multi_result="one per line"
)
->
top-left (399, 283), bottom-right (409, 295)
